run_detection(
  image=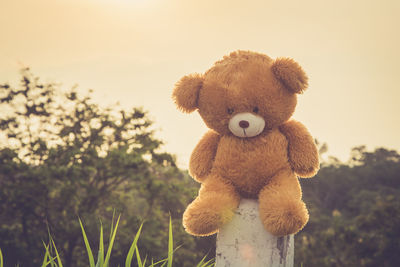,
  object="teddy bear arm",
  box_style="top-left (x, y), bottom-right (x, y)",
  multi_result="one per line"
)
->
top-left (279, 120), bottom-right (319, 178)
top-left (189, 130), bottom-right (220, 182)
